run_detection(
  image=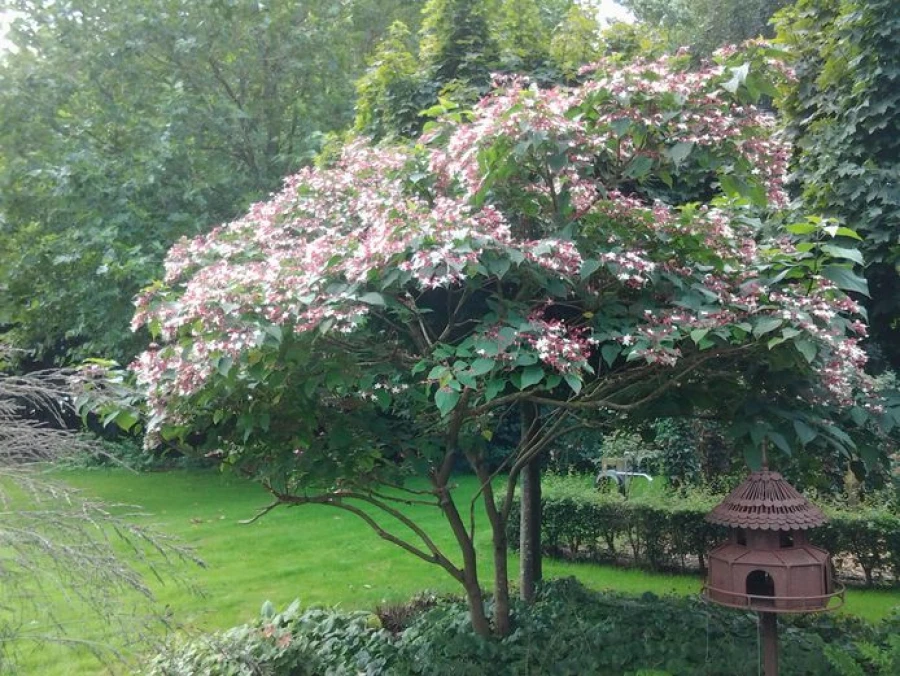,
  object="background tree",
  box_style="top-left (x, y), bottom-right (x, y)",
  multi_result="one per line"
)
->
top-left (120, 51), bottom-right (896, 636)
top-left (354, 21), bottom-right (425, 141)
top-left (775, 0), bottom-right (900, 372)
top-left (419, 0), bottom-right (500, 88)
top-left (548, 3), bottom-right (605, 76)
top-left (0, 0), bottom-right (422, 366)
top-left (623, 0), bottom-right (792, 55)
top-left (354, 0), bottom-right (601, 141)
